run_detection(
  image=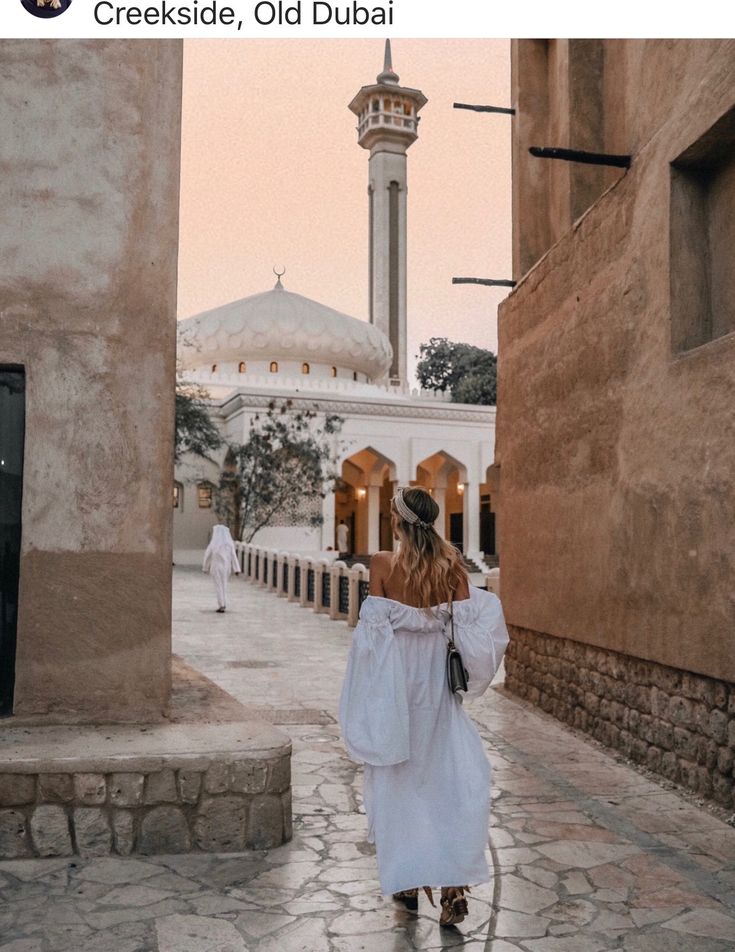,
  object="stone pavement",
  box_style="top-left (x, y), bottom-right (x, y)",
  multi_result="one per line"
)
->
top-left (2, 568), bottom-right (735, 951)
